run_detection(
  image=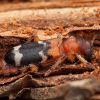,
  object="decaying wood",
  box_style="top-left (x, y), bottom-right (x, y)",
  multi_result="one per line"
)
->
top-left (0, 7), bottom-right (100, 38)
top-left (0, 5), bottom-right (99, 100)
top-left (0, 77), bottom-right (100, 100)
top-left (1, 0), bottom-right (100, 12)
top-left (90, 95), bottom-right (100, 100)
